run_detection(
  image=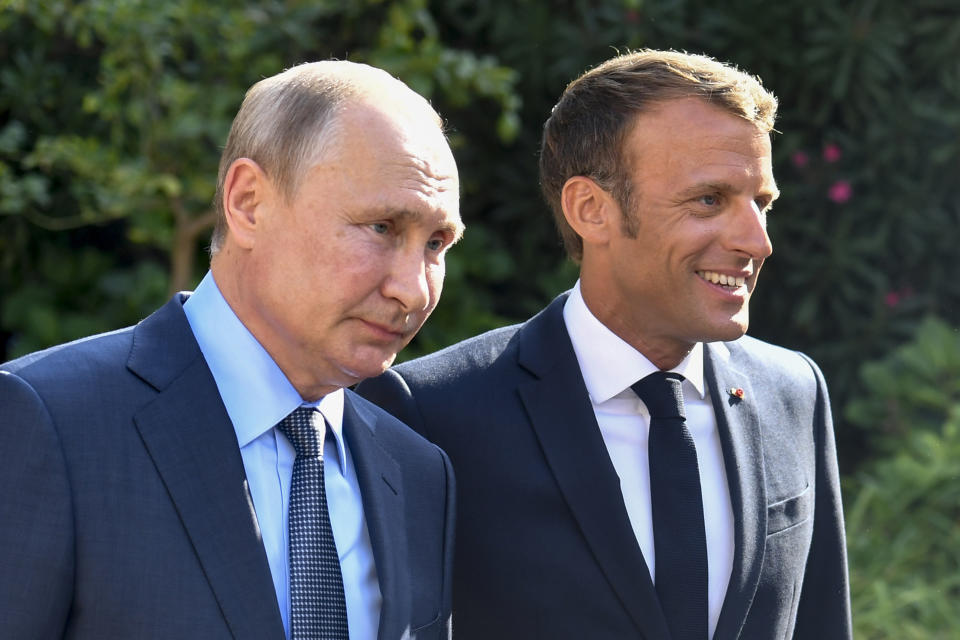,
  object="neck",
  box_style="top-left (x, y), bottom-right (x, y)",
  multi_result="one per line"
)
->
top-left (579, 282), bottom-right (694, 371)
top-left (210, 254), bottom-right (344, 401)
